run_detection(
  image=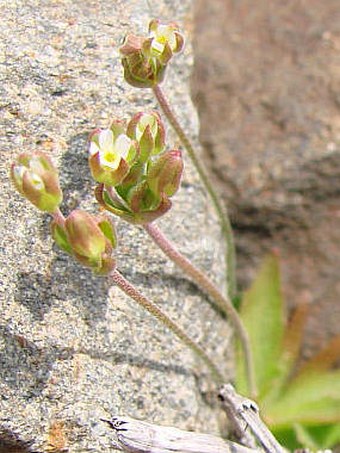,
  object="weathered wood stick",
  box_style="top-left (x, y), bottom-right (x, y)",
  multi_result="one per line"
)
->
top-left (103, 384), bottom-right (289, 453)
top-left (103, 416), bottom-right (260, 453)
top-left (219, 384), bottom-right (286, 453)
